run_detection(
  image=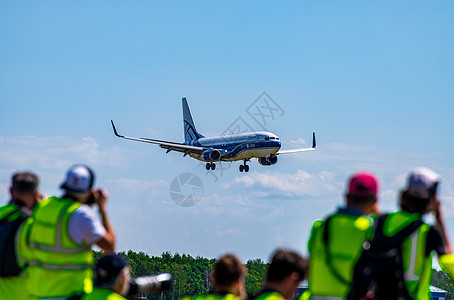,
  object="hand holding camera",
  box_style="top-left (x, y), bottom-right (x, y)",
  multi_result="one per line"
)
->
top-left (86, 189), bottom-right (108, 209)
